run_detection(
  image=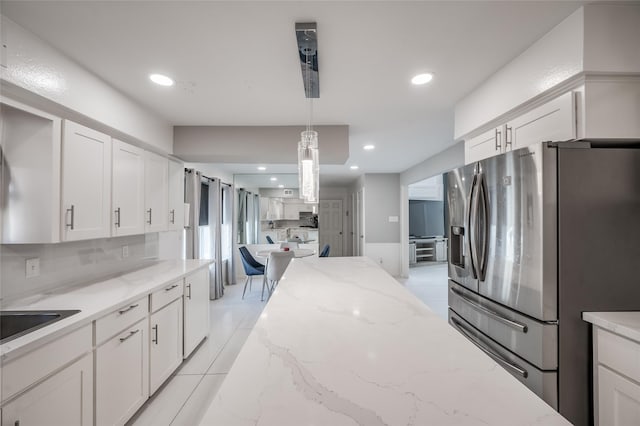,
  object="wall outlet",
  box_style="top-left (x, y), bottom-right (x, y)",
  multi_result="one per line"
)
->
top-left (122, 245), bottom-right (129, 258)
top-left (388, 216), bottom-right (399, 223)
top-left (26, 258), bottom-right (40, 278)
